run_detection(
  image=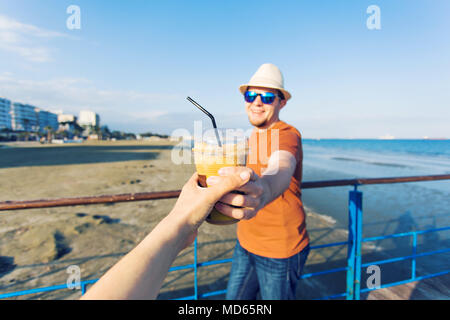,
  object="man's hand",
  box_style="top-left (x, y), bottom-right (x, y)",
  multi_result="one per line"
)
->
top-left (169, 170), bottom-right (252, 247)
top-left (208, 151), bottom-right (297, 221)
top-left (206, 167), bottom-right (270, 220)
